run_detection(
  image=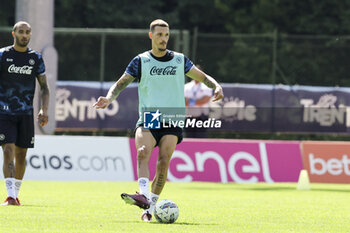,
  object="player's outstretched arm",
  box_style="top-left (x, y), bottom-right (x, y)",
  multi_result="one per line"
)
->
top-left (37, 74), bottom-right (50, 126)
top-left (186, 66), bottom-right (224, 102)
top-left (93, 73), bottom-right (135, 109)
